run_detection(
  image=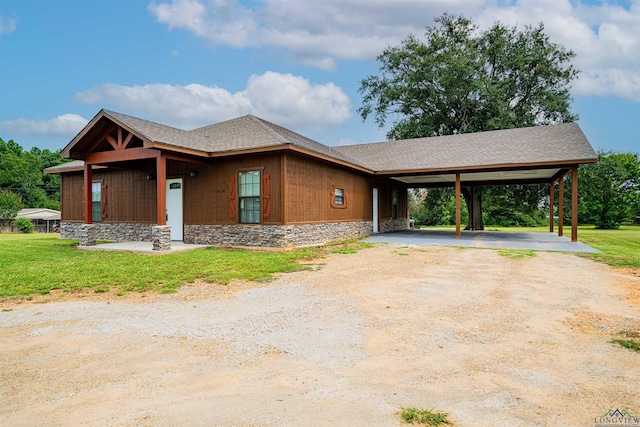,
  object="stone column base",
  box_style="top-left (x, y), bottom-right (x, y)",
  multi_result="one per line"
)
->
top-left (152, 226), bottom-right (172, 251)
top-left (78, 224), bottom-right (97, 246)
